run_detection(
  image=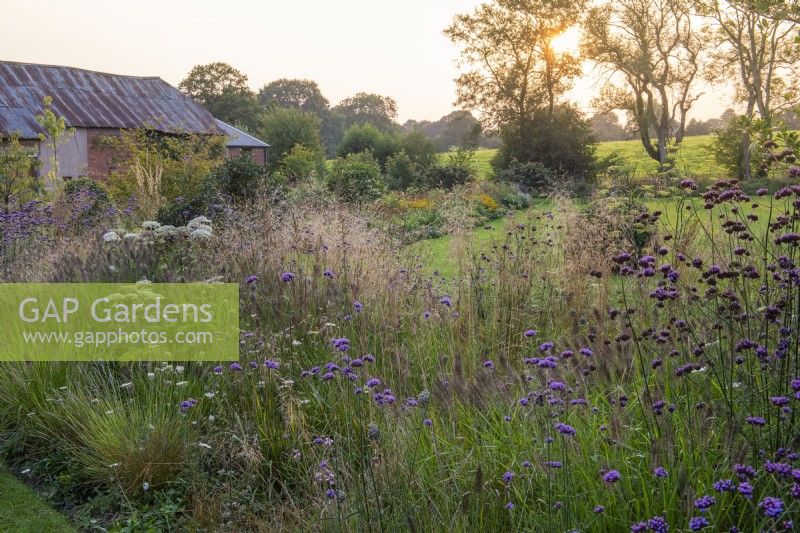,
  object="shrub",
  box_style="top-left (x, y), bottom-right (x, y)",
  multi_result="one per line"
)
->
top-left (396, 208), bottom-right (445, 240)
top-left (326, 152), bottom-right (385, 202)
top-left (709, 114), bottom-right (766, 179)
top-left (279, 144), bottom-right (324, 182)
top-left (399, 131), bottom-right (438, 170)
top-left (286, 176), bottom-right (334, 206)
top-left (0, 134), bottom-right (41, 212)
top-left (105, 129), bottom-right (225, 219)
top-left (337, 123), bottom-right (400, 169)
top-left (155, 194), bottom-right (211, 226)
top-left (209, 154), bottom-right (268, 200)
top-left (489, 181), bottom-right (532, 209)
top-left (425, 148), bottom-right (475, 189)
top-left (386, 151), bottom-right (418, 190)
top-left (494, 160), bottom-right (554, 194)
top-left (258, 107), bottom-right (323, 171)
top-left (492, 105), bottom-right (597, 181)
